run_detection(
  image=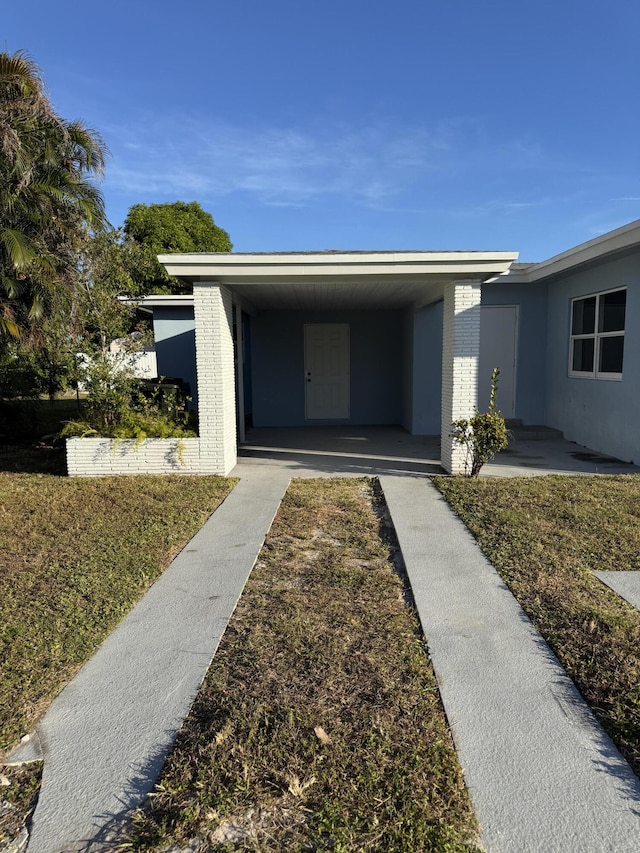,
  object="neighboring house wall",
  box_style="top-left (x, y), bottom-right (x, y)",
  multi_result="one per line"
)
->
top-left (128, 350), bottom-right (158, 378)
top-left (76, 350), bottom-right (158, 390)
top-left (544, 251), bottom-right (640, 462)
top-left (251, 310), bottom-right (404, 427)
top-left (411, 301), bottom-right (443, 435)
top-left (482, 282), bottom-right (548, 424)
top-left (152, 306), bottom-right (197, 405)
